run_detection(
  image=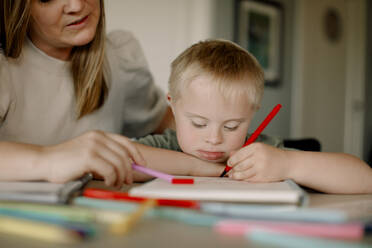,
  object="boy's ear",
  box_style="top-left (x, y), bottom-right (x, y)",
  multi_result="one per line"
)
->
top-left (167, 93), bottom-right (176, 114)
top-left (167, 93), bottom-right (171, 103)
